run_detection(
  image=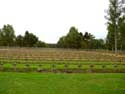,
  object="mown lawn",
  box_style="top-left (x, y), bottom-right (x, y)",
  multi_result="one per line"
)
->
top-left (0, 72), bottom-right (125, 94)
